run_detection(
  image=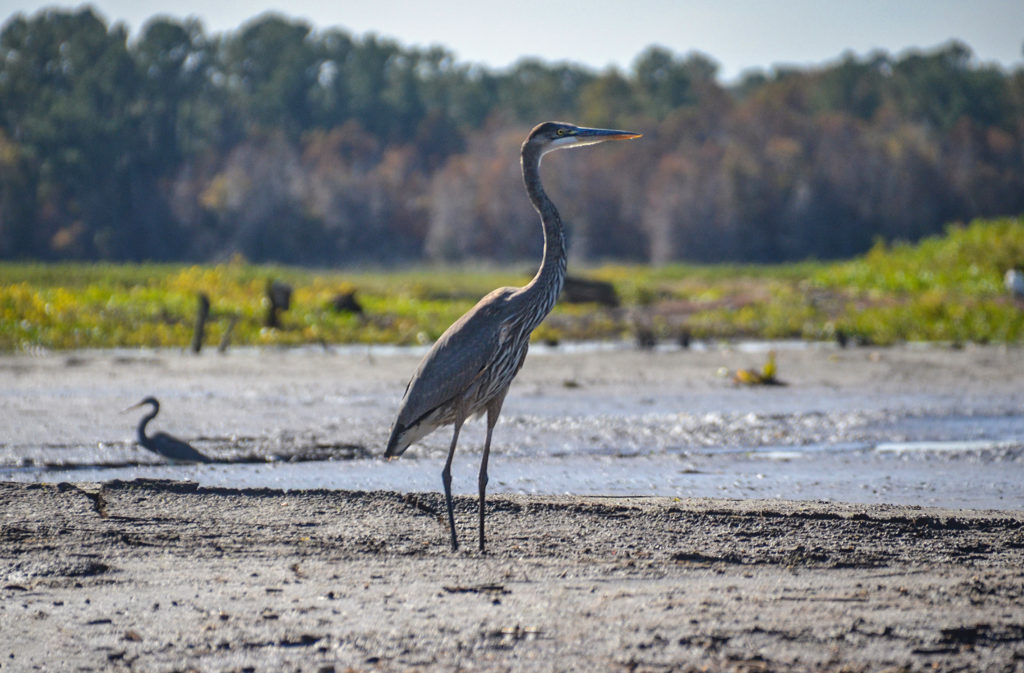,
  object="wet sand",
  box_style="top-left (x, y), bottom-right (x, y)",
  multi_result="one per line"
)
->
top-left (2, 343), bottom-right (1024, 671)
top-left (2, 480), bottom-right (1023, 672)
